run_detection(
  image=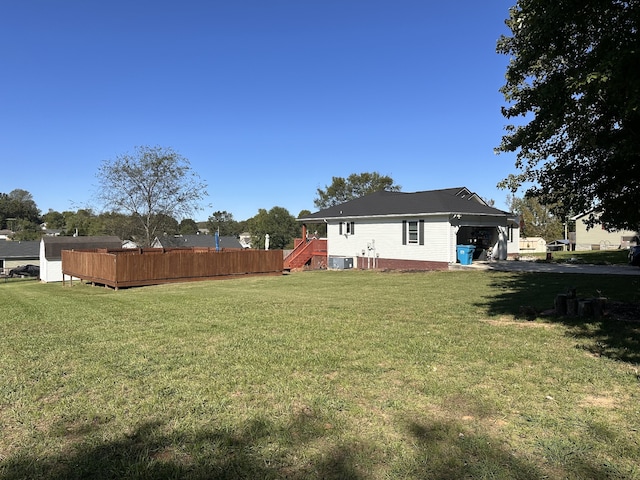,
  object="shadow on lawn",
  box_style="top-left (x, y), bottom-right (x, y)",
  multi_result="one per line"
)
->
top-left (0, 416), bottom-right (363, 480)
top-left (405, 417), bottom-right (633, 480)
top-left (405, 419), bottom-right (542, 479)
top-left (1, 409), bottom-right (622, 479)
top-left (0, 412), bottom-right (561, 480)
top-left (478, 271), bottom-right (640, 365)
